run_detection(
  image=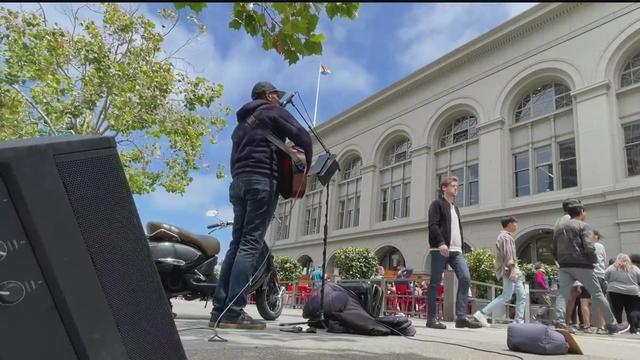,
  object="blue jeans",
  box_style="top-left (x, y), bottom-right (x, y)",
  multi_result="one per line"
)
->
top-left (213, 175), bottom-right (279, 318)
top-left (428, 251), bottom-right (470, 320)
top-left (481, 270), bottom-right (527, 323)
